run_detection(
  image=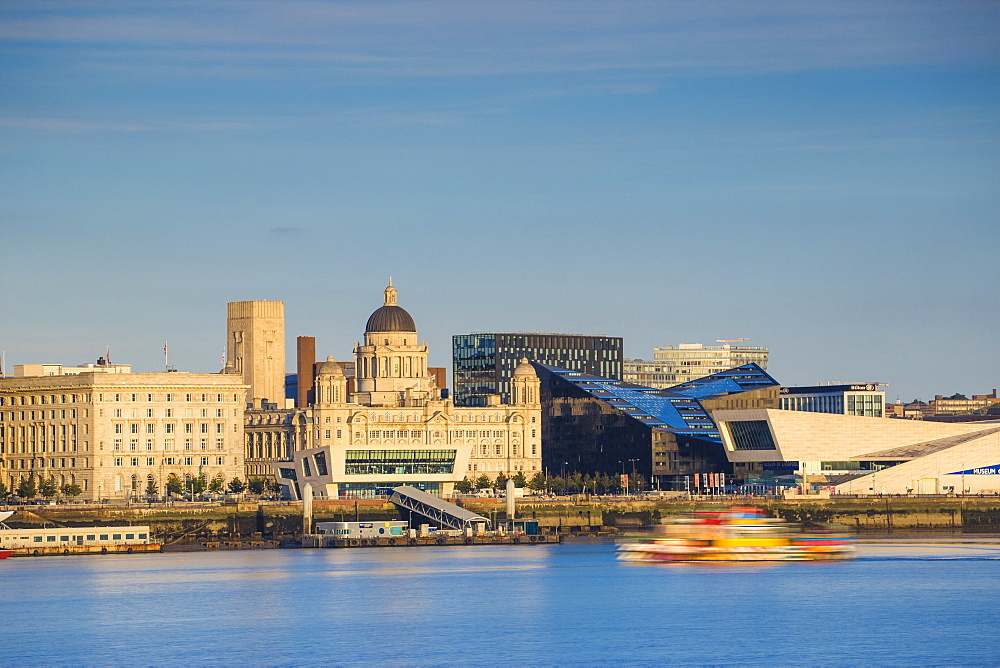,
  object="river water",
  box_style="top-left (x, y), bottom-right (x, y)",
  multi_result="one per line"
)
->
top-left (4, 541), bottom-right (999, 666)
